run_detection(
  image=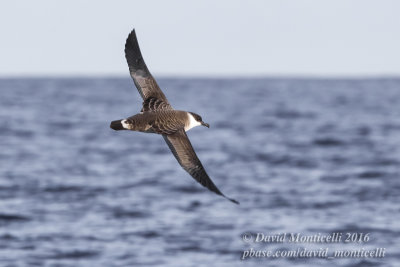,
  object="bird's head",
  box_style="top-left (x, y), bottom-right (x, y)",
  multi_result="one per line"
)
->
top-left (188, 112), bottom-right (210, 128)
